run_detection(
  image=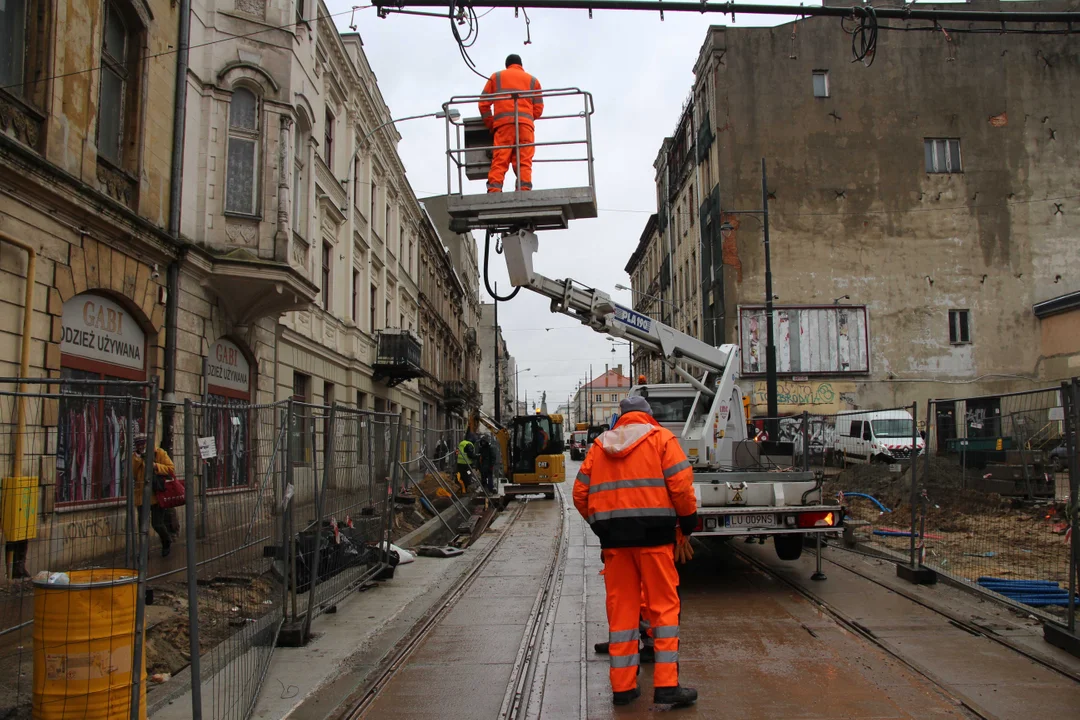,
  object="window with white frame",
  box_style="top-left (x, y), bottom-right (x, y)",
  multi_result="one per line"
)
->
top-left (812, 70), bottom-right (829, 98)
top-left (225, 88), bottom-right (260, 214)
top-left (949, 309), bottom-right (971, 344)
top-left (924, 138), bottom-right (962, 174)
